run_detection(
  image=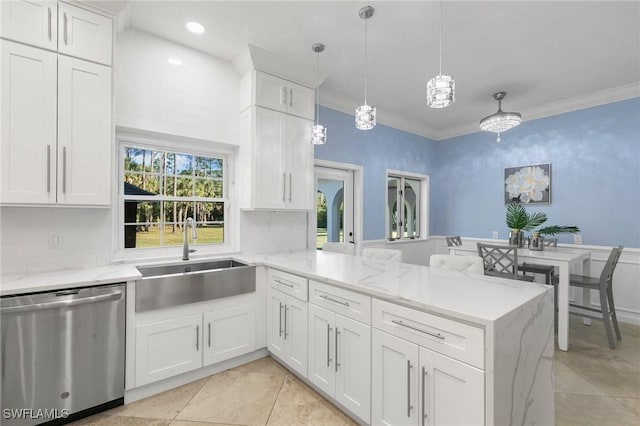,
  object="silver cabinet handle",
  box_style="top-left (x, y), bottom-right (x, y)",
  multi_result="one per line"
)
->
top-left (407, 360), bottom-right (413, 418)
top-left (46, 145), bottom-right (51, 193)
top-left (63, 12), bottom-right (68, 45)
top-left (278, 302), bottom-right (283, 337)
top-left (335, 328), bottom-right (340, 372)
top-left (281, 87), bottom-right (287, 106)
top-left (47, 8), bottom-right (52, 40)
top-left (274, 279), bottom-right (293, 288)
top-left (421, 366), bottom-right (428, 426)
top-left (326, 324), bottom-right (332, 367)
top-left (62, 146), bottom-right (67, 194)
top-left (284, 305), bottom-right (289, 339)
top-left (208, 322), bottom-right (211, 348)
top-left (319, 294), bottom-right (350, 307)
top-left (195, 325), bottom-right (200, 351)
top-left (392, 319), bottom-right (445, 340)
top-left (288, 173), bottom-right (292, 202)
top-left (1, 290), bottom-right (122, 314)
top-left (289, 88), bottom-right (293, 106)
top-left (282, 172), bottom-right (286, 202)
